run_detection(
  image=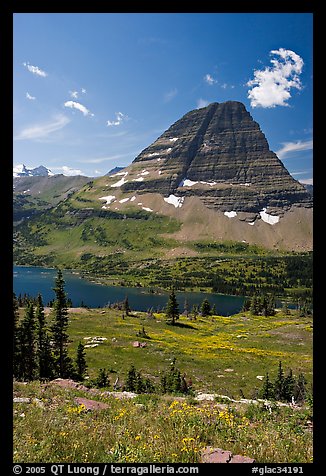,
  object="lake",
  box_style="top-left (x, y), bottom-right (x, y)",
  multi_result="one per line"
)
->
top-left (13, 265), bottom-right (245, 316)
